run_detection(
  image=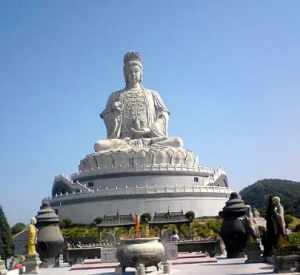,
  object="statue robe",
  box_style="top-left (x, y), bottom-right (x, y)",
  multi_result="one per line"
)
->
top-left (101, 88), bottom-right (169, 139)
